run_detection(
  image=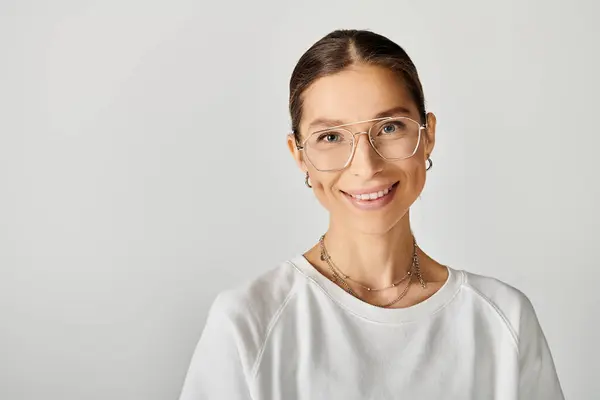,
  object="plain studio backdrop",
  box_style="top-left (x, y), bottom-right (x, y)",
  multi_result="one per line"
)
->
top-left (1, 0), bottom-right (598, 399)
